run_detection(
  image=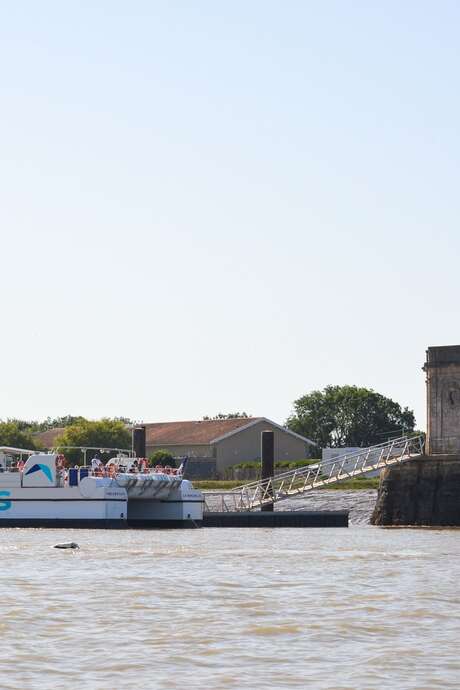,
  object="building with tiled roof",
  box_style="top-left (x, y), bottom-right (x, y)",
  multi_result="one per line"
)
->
top-left (144, 417), bottom-right (315, 477)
